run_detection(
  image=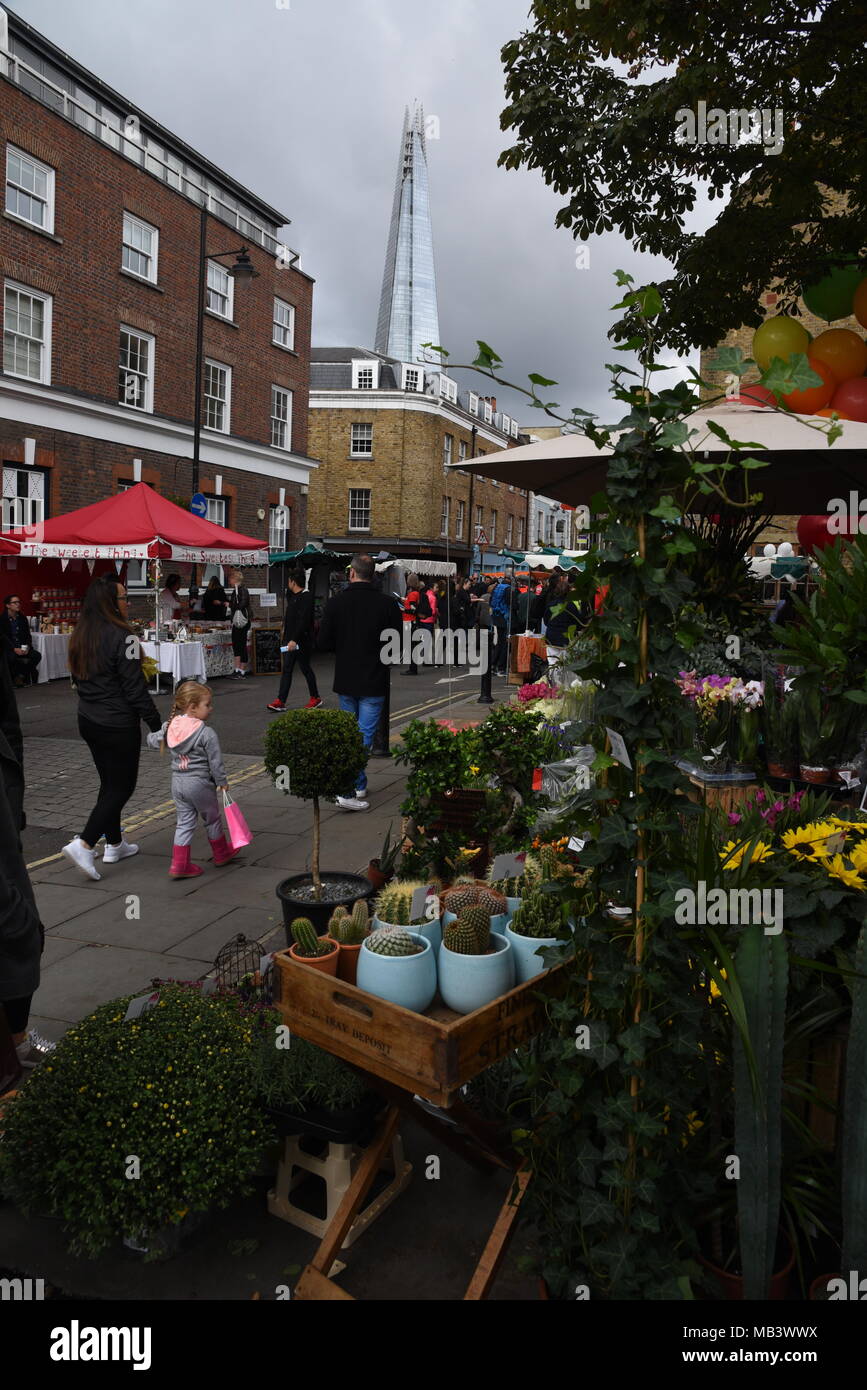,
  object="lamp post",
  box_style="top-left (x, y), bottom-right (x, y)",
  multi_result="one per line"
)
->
top-left (191, 206), bottom-right (259, 500)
